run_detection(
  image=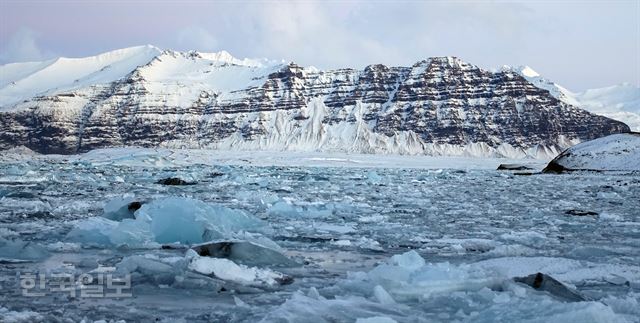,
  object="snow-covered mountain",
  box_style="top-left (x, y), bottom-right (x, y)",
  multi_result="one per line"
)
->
top-left (504, 66), bottom-right (640, 131)
top-left (543, 133), bottom-right (640, 172)
top-left (0, 45), bottom-right (630, 157)
top-left (572, 84), bottom-right (640, 131)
